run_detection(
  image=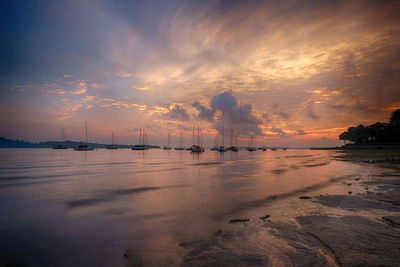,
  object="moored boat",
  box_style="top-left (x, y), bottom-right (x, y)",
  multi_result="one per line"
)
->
top-left (247, 135), bottom-right (257, 151)
top-left (191, 127), bottom-right (204, 153)
top-left (132, 128), bottom-right (149, 150)
top-left (53, 127), bottom-right (68, 149)
top-left (175, 131), bottom-right (185, 150)
top-left (74, 123), bottom-right (94, 151)
top-left (106, 132), bottom-right (117, 149)
top-left (163, 132), bottom-right (172, 150)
